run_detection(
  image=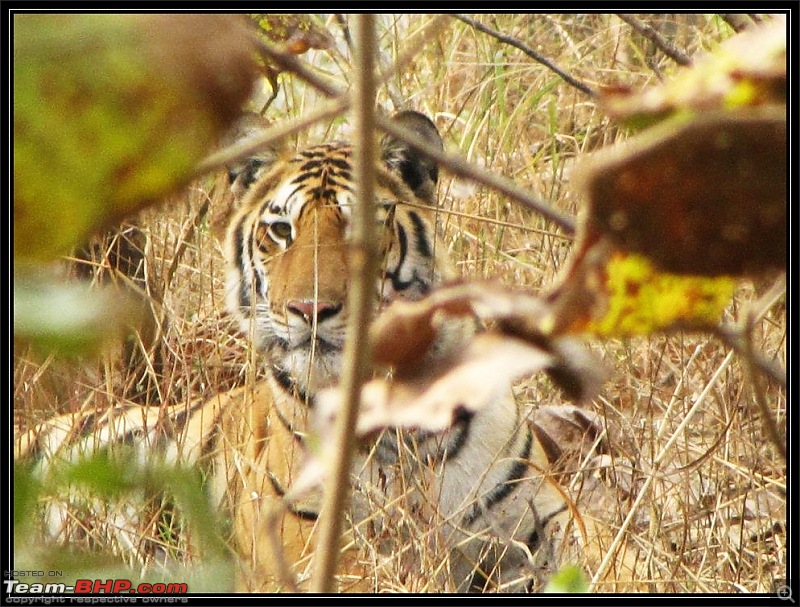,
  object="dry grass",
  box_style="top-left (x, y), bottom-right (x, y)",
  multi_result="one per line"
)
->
top-left (14, 14), bottom-right (785, 594)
